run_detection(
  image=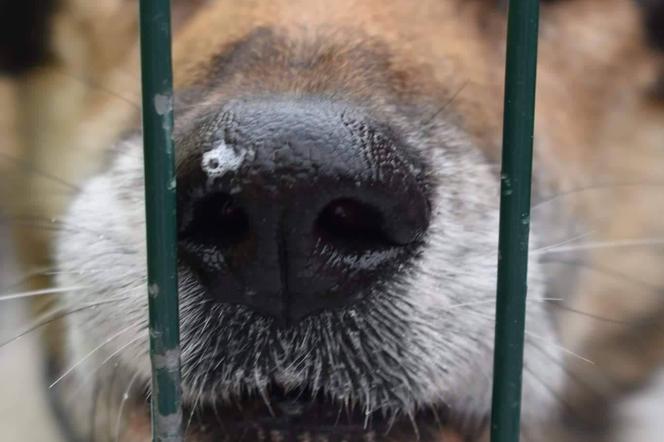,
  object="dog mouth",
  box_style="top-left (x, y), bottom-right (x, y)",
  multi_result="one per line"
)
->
top-left (181, 384), bottom-right (455, 441)
top-left (159, 295), bottom-right (485, 441)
